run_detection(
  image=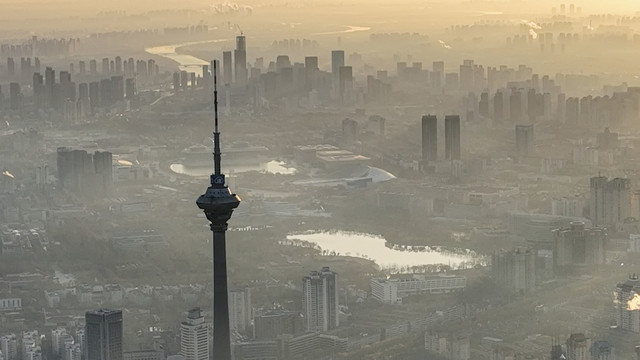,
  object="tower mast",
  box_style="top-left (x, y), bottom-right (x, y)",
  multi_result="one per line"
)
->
top-left (196, 59), bottom-right (241, 360)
